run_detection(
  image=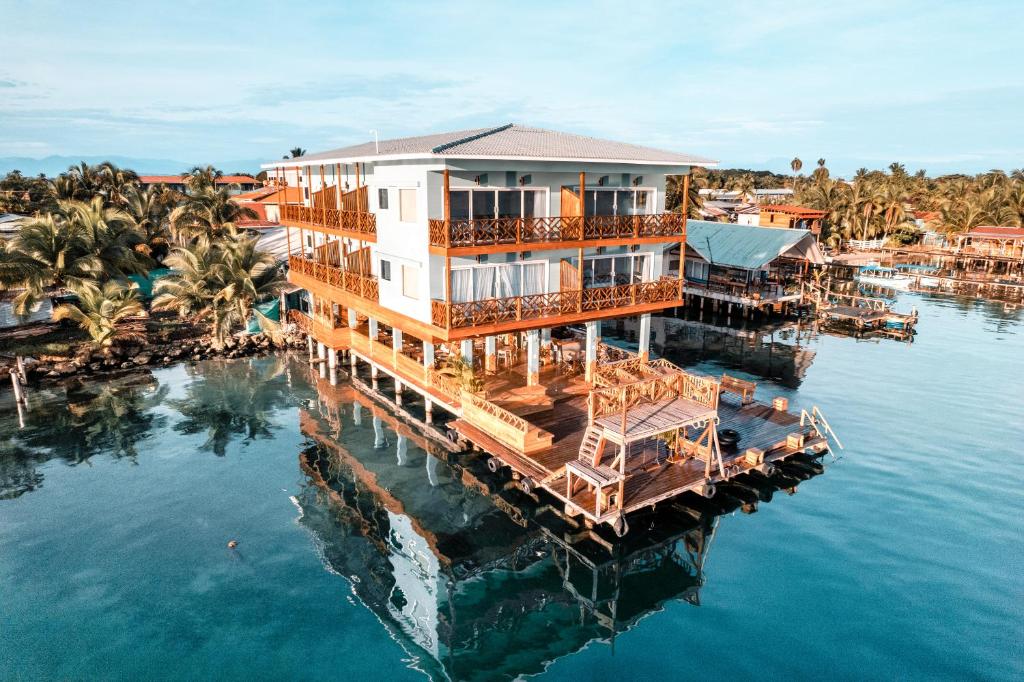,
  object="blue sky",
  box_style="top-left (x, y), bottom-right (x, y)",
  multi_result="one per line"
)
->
top-left (1, 0), bottom-right (1021, 176)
